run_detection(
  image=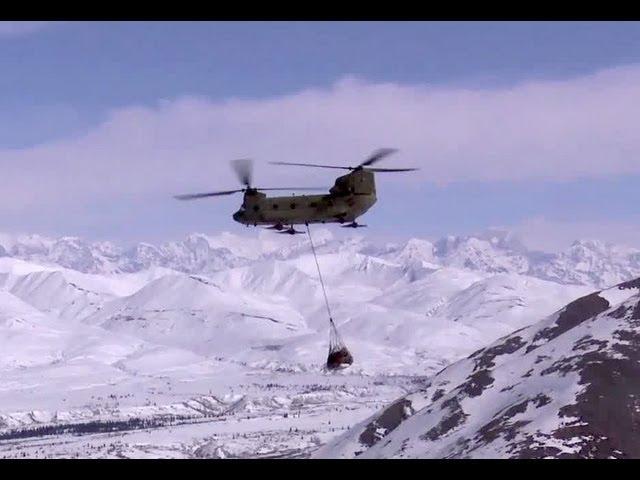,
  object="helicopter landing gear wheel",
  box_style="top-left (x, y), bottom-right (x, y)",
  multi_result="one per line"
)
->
top-left (341, 221), bottom-right (367, 228)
